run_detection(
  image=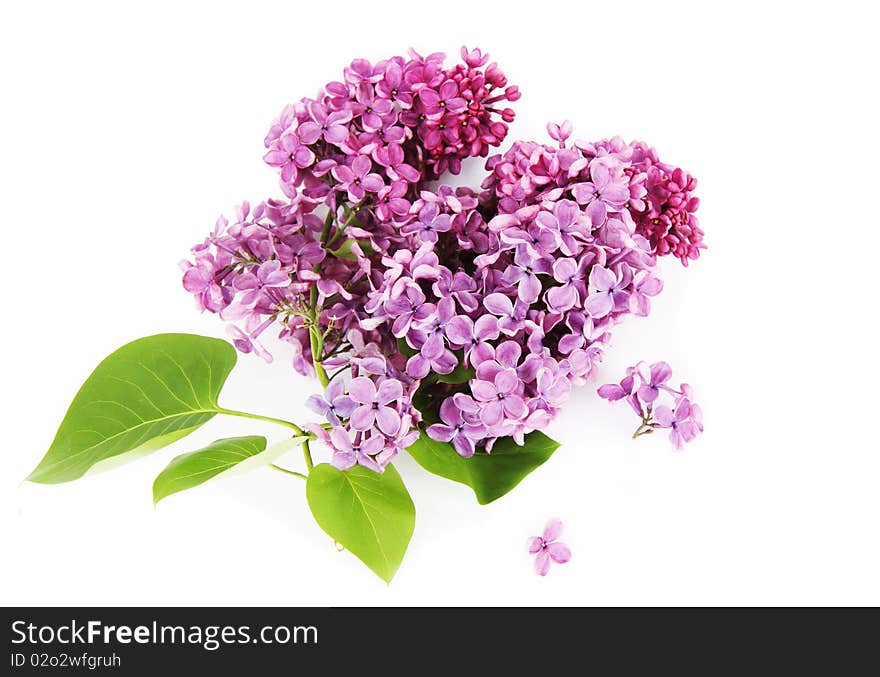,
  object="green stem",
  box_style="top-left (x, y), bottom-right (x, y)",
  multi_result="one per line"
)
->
top-left (632, 418), bottom-right (654, 439)
top-left (302, 438), bottom-right (314, 471)
top-left (216, 407), bottom-right (305, 435)
top-left (321, 209), bottom-right (335, 242)
top-left (269, 464), bottom-right (307, 480)
top-left (307, 205), bottom-right (348, 389)
top-left (325, 207), bottom-right (361, 249)
top-left (308, 285), bottom-right (330, 388)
